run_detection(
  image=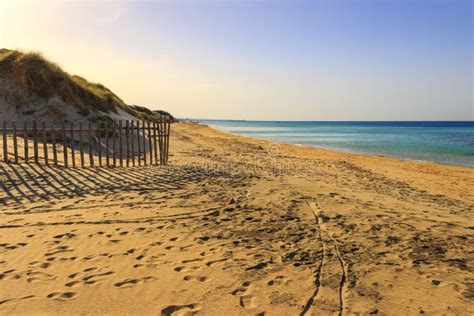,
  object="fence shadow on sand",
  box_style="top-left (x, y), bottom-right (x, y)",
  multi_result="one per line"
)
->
top-left (0, 163), bottom-right (226, 205)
